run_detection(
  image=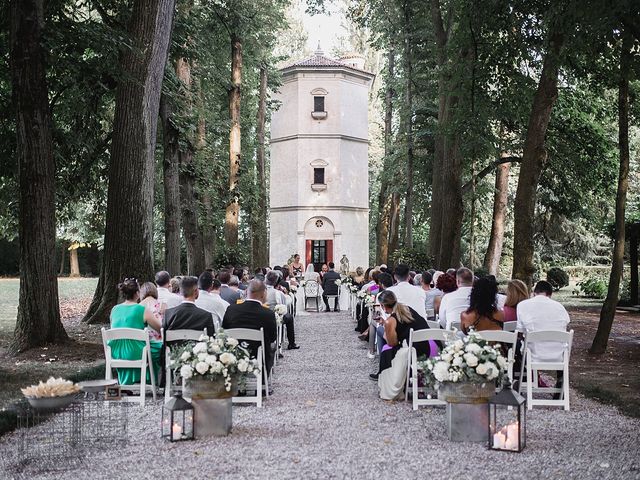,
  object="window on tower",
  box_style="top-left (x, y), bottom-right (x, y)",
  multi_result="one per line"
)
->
top-left (313, 96), bottom-right (325, 112)
top-left (314, 167), bottom-right (325, 185)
